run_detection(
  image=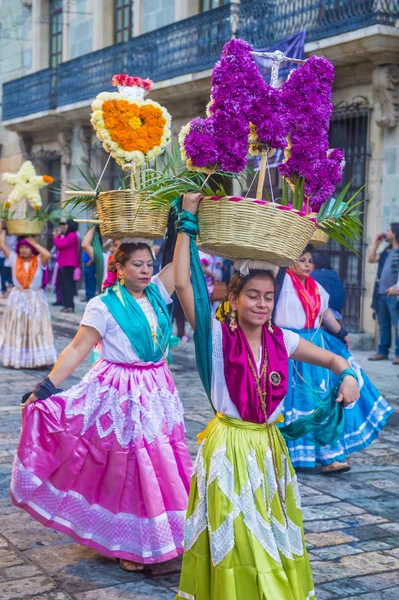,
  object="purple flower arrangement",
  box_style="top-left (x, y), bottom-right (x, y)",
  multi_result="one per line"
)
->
top-left (179, 39), bottom-right (345, 211)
